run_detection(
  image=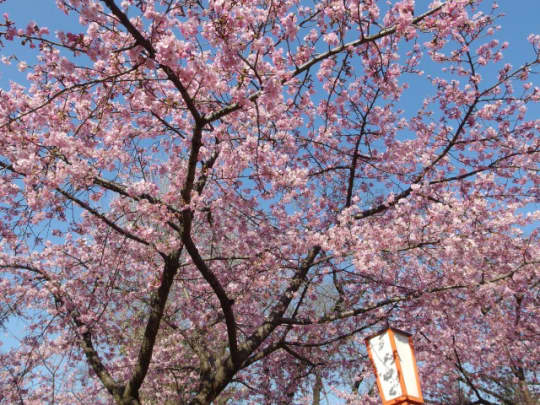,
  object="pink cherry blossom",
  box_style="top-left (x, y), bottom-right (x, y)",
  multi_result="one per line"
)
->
top-left (0, 1), bottom-right (538, 404)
